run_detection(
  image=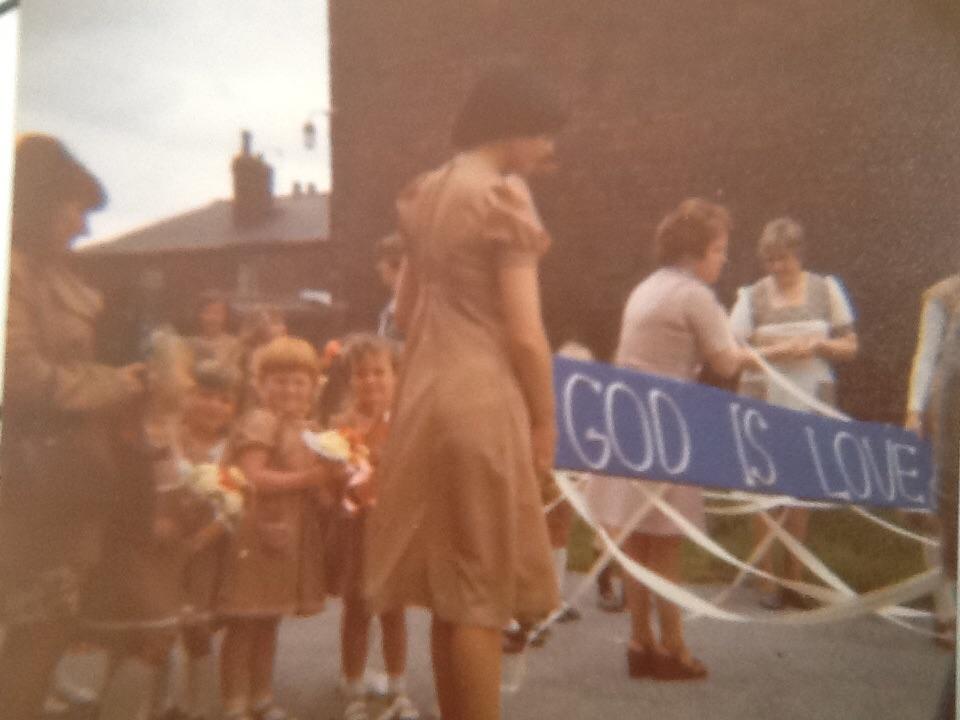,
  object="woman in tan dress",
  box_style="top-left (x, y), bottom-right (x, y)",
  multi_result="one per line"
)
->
top-left (364, 66), bottom-right (566, 720)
